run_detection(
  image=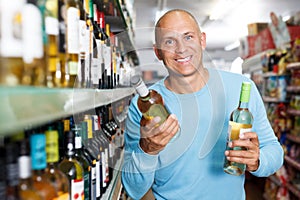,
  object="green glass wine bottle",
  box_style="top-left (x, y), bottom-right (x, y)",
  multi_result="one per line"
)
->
top-left (223, 82), bottom-right (253, 176)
